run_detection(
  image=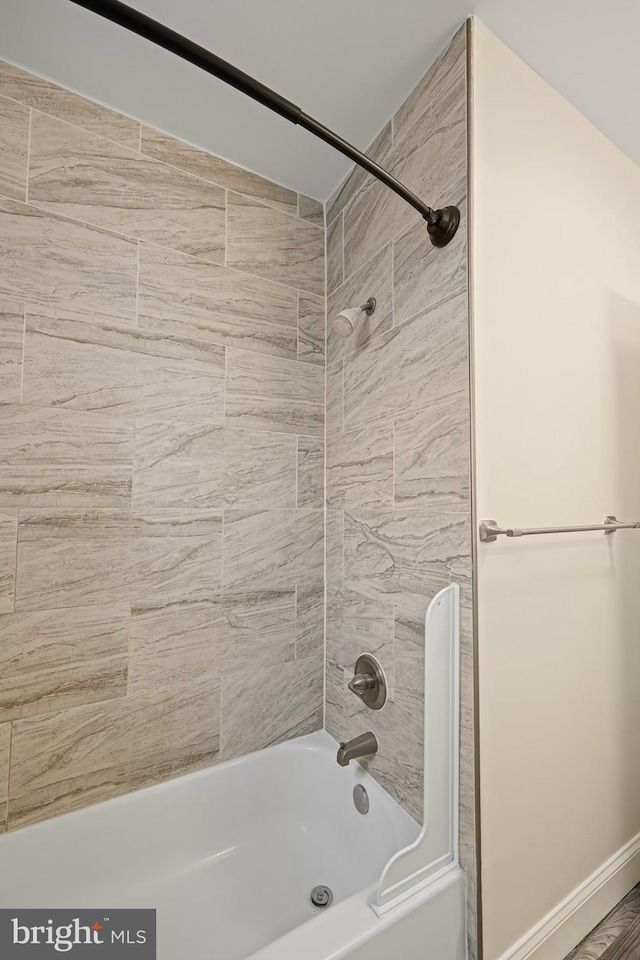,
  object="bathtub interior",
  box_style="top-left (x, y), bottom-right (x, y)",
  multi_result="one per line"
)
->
top-left (0, 731), bottom-right (419, 960)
